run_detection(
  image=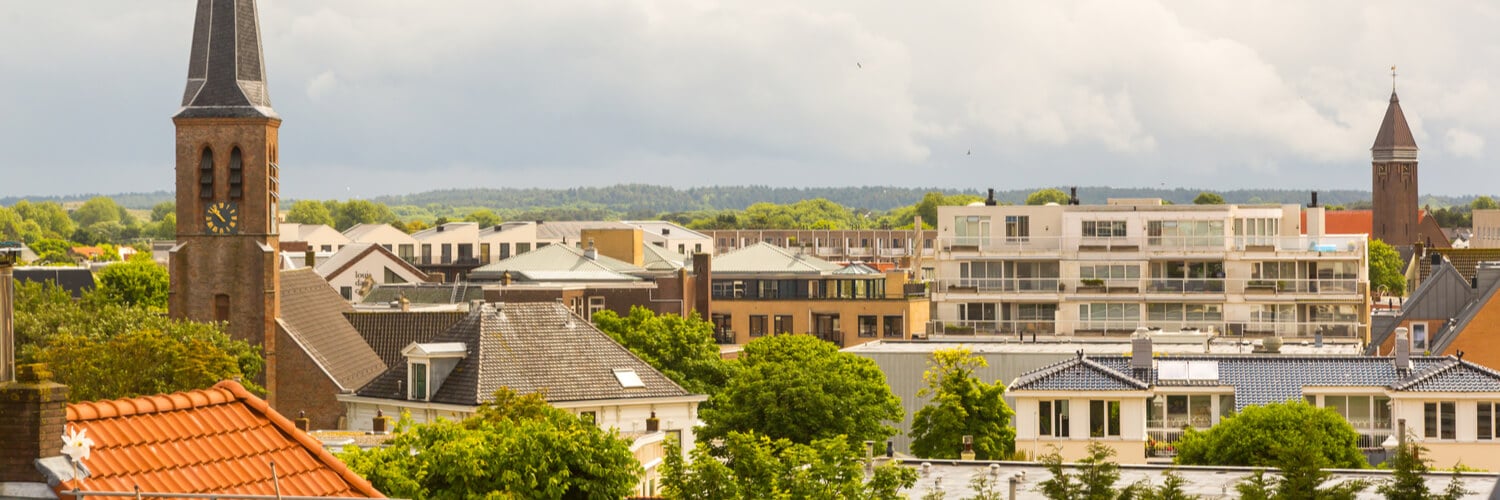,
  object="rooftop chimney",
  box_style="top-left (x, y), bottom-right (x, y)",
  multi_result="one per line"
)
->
top-left (1431, 252), bottom-right (1443, 266)
top-left (436, 225), bottom-right (445, 232)
top-left (0, 364), bottom-right (68, 483)
top-left (1069, 187), bottom-right (1080, 206)
top-left (985, 189), bottom-right (997, 206)
top-left (304, 248), bottom-right (315, 268)
top-left (1394, 327), bottom-right (1412, 370)
top-left (501, 270), bottom-right (513, 286)
top-left (1310, 191), bottom-right (1319, 208)
top-left (584, 239), bottom-right (598, 260)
